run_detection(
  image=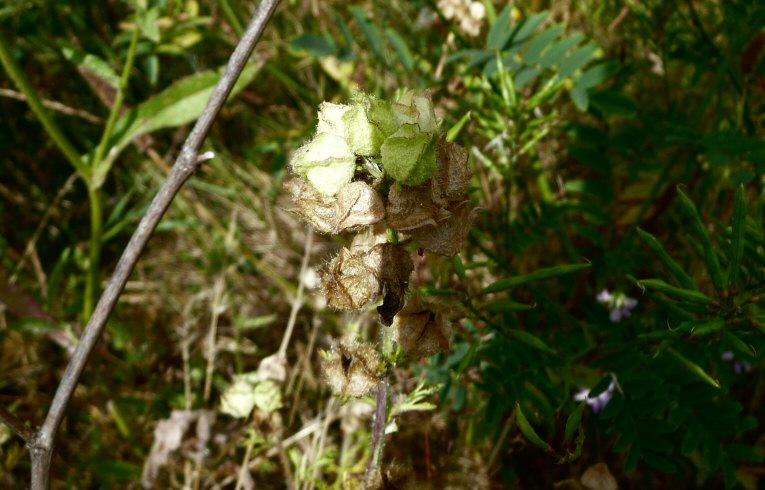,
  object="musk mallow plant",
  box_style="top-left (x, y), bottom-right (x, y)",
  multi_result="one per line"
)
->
top-left (284, 90), bottom-right (475, 480)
